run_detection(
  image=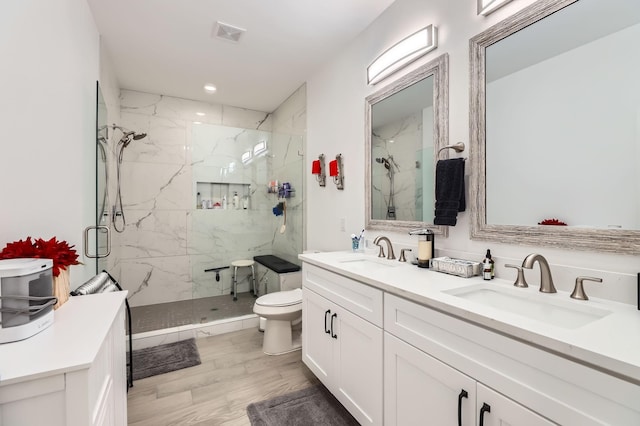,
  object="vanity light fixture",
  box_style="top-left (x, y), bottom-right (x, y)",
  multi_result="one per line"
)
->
top-left (311, 154), bottom-right (326, 187)
top-left (329, 154), bottom-right (344, 190)
top-left (478, 0), bottom-right (514, 16)
top-left (367, 25), bottom-right (438, 85)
